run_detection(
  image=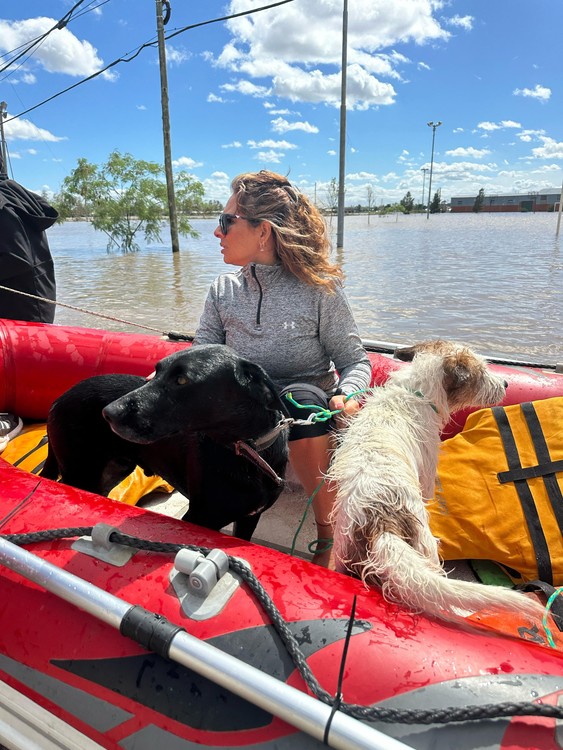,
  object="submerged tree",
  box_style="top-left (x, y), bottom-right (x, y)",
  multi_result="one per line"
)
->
top-left (429, 191), bottom-right (441, 214)
top-left (54, 150), bottom-right (203, 252)
top-left (400, 191), bottom-right (415, 214)
top-left (473, 188), bottom-right (485, 213)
